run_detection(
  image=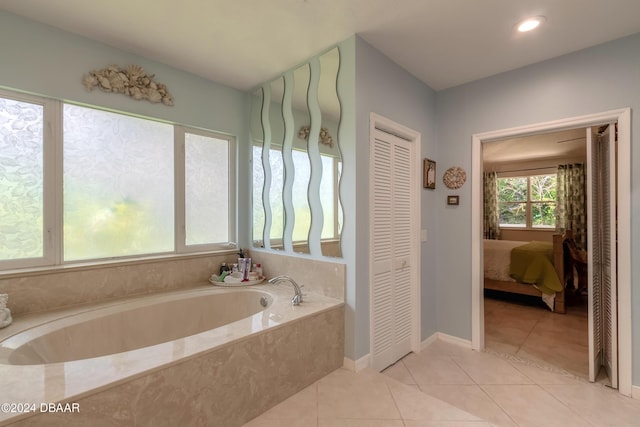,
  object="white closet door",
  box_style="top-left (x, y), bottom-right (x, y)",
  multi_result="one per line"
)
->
top-left (586, 125), bottom-right (618, 386)
top-left (371, 129), bottom-right (414, 371)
